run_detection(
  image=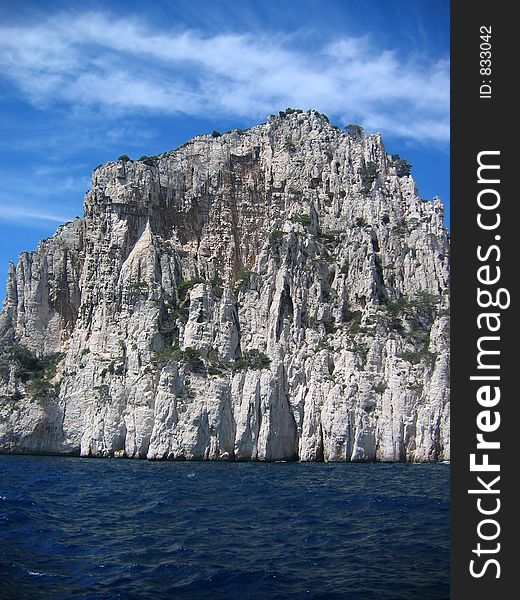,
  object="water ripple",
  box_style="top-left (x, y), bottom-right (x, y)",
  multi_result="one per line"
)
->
top-left (0, 456), bottom-right (449, 599)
